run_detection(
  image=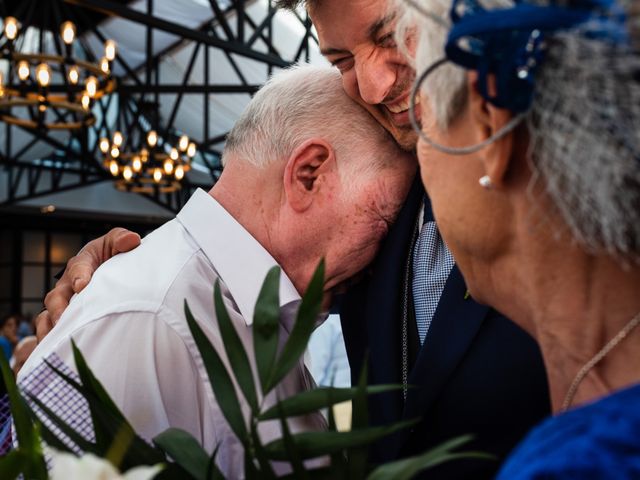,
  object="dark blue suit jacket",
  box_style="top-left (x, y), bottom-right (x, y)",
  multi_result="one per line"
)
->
top-left (340, 176), bottom-right (551, 479)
